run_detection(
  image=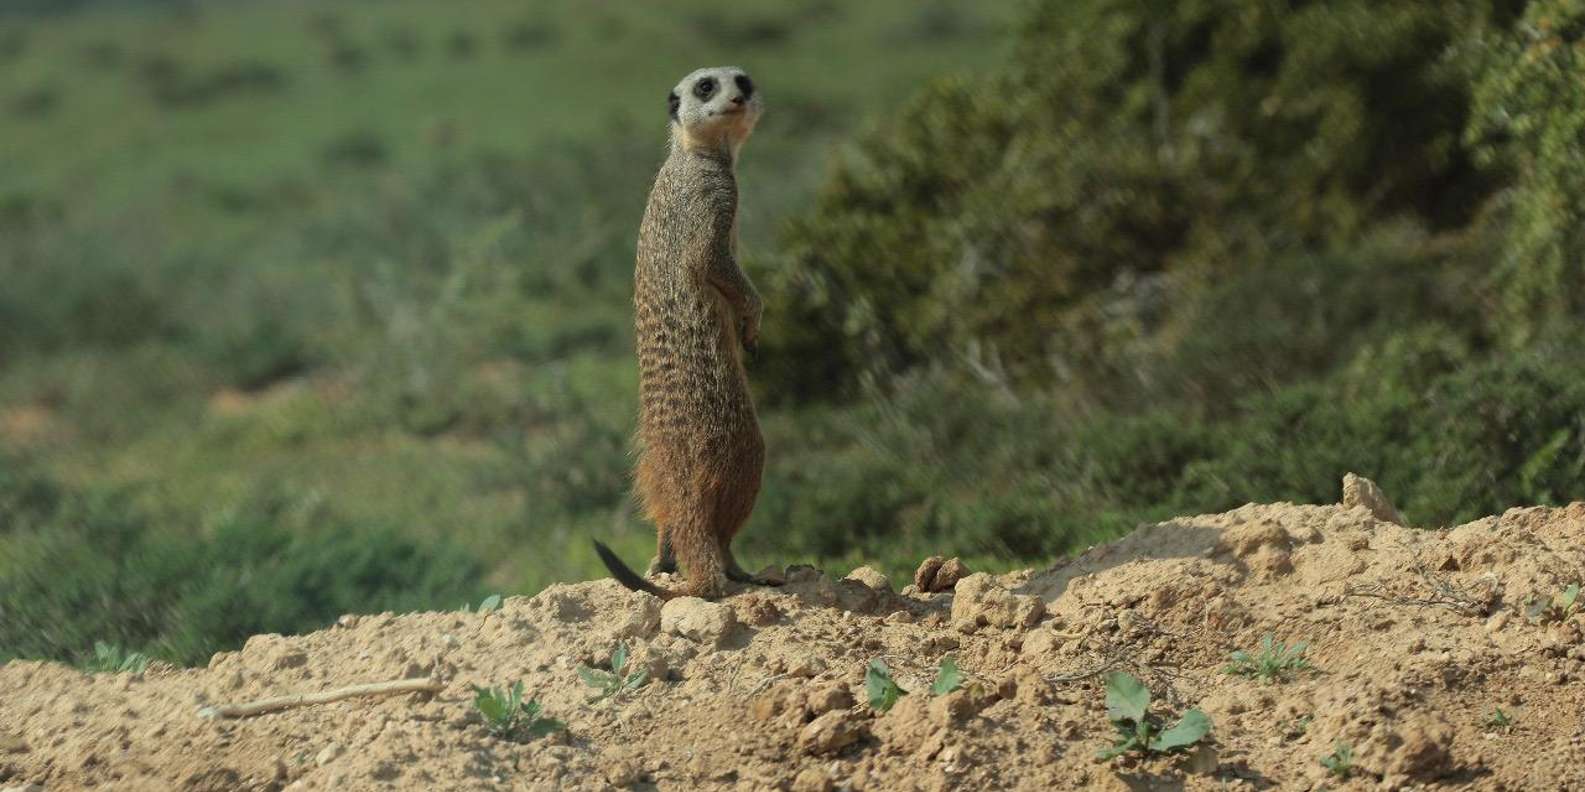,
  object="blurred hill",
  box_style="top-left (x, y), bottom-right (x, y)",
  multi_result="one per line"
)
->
top-left (3, 0), bottom-right (1582, 668)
